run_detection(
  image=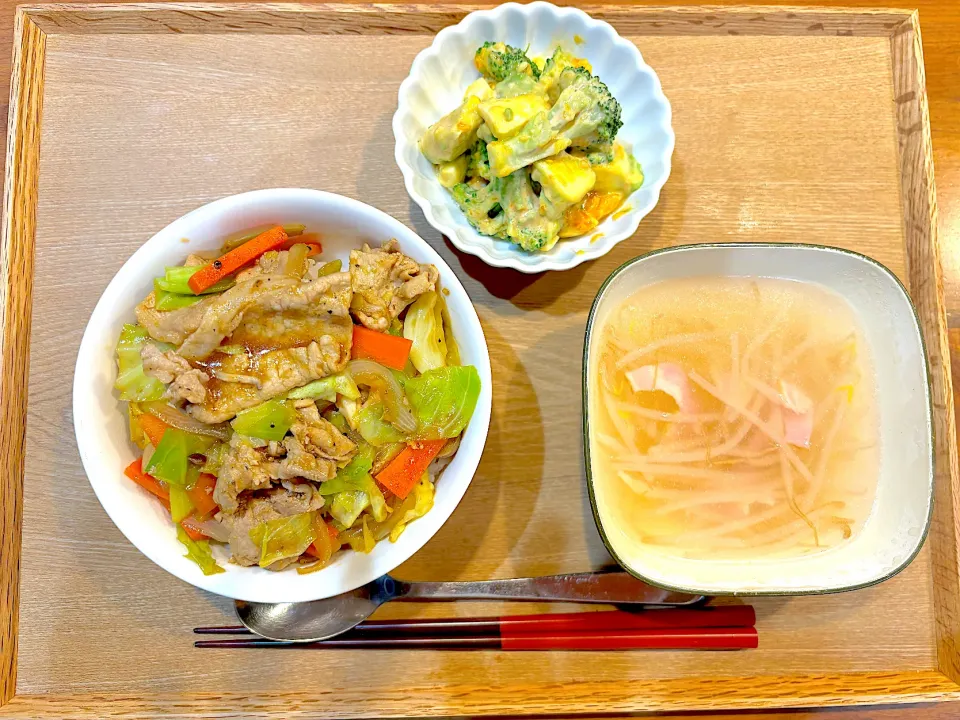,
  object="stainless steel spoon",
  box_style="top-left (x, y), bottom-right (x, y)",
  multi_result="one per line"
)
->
top-left (235, 571), bottom-right (703, 642)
